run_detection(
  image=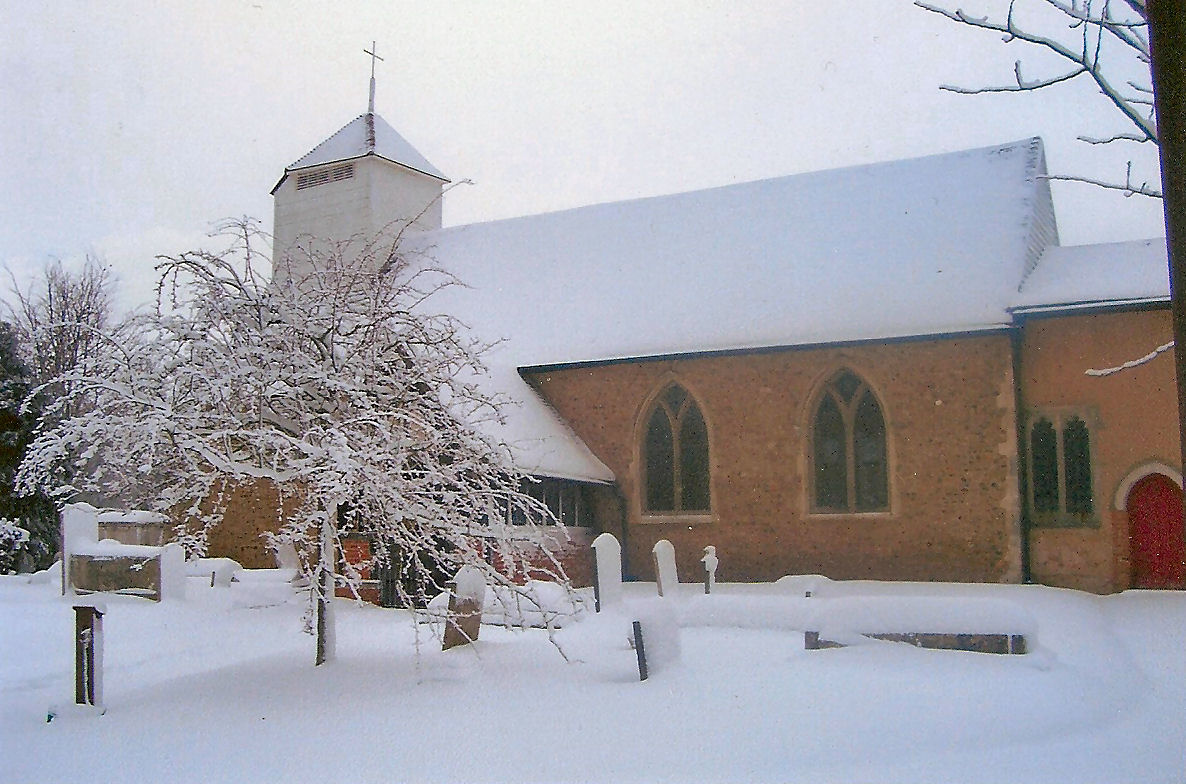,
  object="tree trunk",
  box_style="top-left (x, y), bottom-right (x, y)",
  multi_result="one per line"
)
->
top-left (1148, 3), bottom-right (1186, 520)
top-left (315, 501), bottom-right (337, 666)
